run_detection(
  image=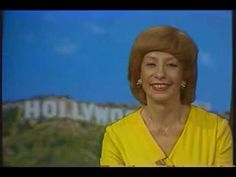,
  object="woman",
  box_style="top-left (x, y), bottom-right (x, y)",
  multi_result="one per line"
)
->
top-left (100, 26), bottom-right (233, 167)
